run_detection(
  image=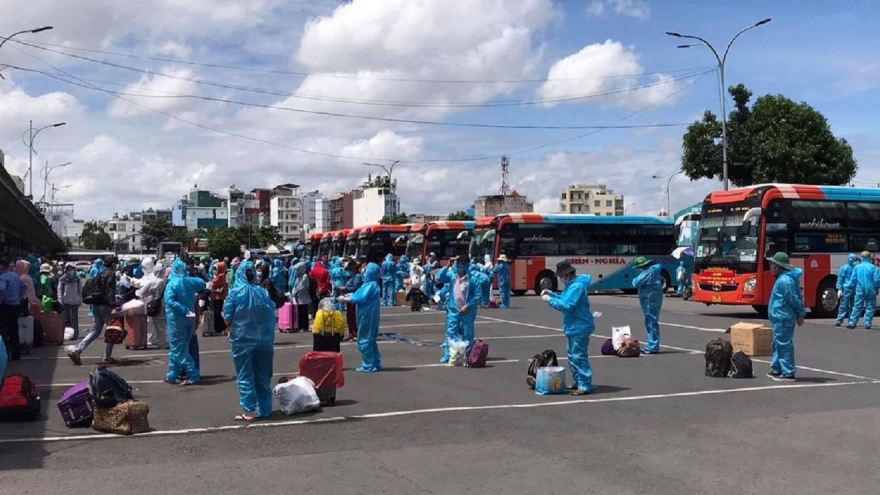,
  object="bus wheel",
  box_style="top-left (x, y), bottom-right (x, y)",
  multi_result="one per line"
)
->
top-left (512, 290), bottom-right (527, 296)
top-left (812, 278), bottom-right (839, 319)
top-left (752, 305), bottom-right (768, 317)
top-left (535, 272), bottom-right (556, 295)
top-left (660, 271), bottom-right (671, 293)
